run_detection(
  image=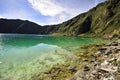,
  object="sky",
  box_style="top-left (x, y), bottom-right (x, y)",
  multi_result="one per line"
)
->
top-left (0, 0), bottom-right (106, 25)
